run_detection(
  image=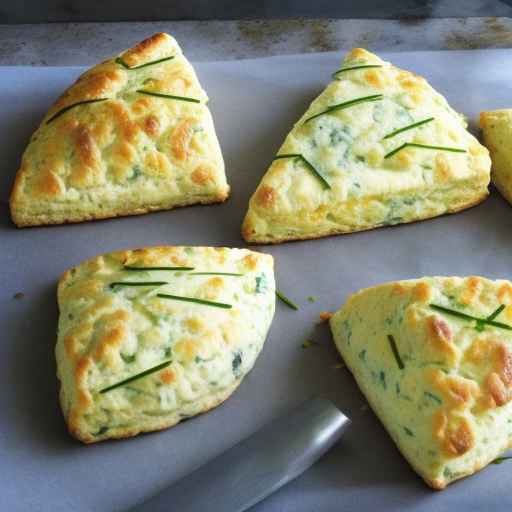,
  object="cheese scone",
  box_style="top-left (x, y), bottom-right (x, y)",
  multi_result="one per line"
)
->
top-left (480, 109), bottom-right (512, 205)
top-left (10, 33), bottom-right (228, 227)
top-left (330, 276), bottom-right (512, 489)
top-left (56, 246), bottom-right (275, 443)
top-left (242, 48), bottom-right (490, 243)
